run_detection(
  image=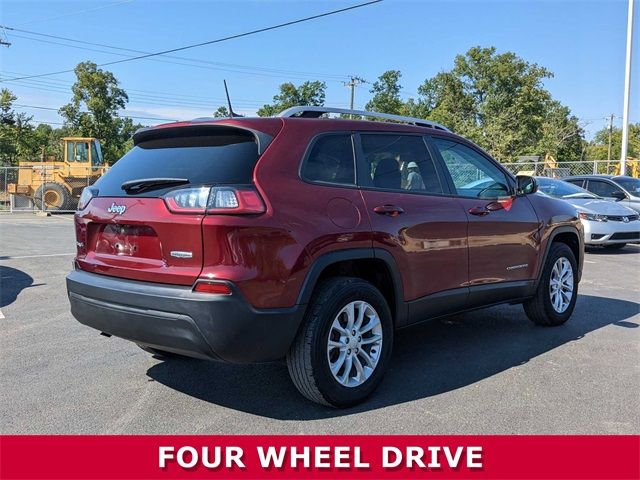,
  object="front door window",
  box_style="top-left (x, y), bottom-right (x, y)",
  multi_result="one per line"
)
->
top-left (431, 138), bottom-right (511, 198)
